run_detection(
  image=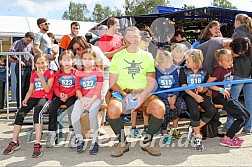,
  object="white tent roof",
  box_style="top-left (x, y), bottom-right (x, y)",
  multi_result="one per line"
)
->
top-left (0, 16), bottom-right (97, 39)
